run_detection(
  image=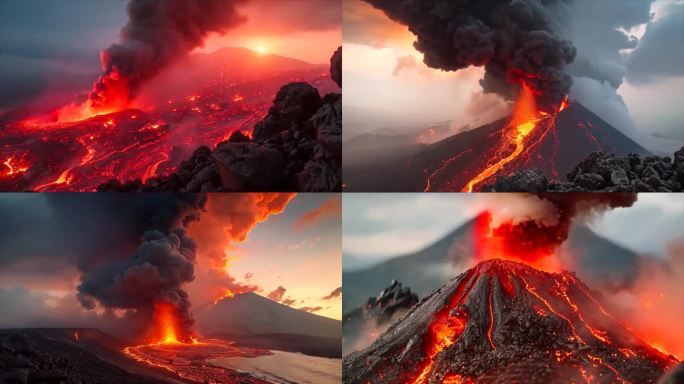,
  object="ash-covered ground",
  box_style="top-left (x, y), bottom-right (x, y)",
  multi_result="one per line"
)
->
top-left (343, 260), bottom-right (678, 384)
top-left (484, 146), bottom-right (684, 192)
top-left (98, 47), bottom-right (342, 192)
